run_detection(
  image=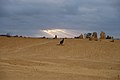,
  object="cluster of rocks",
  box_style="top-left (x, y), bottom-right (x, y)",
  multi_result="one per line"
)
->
top-left (89, 32), bottom-right (98, 41)
top-left (90, 31), bottom-right (107, 41)
top-left (74, 31), bottom-right (108, 41)
top-left (54, 31), bottom-right (114, 42)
